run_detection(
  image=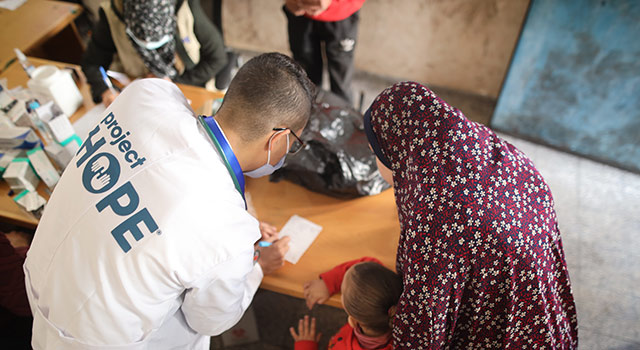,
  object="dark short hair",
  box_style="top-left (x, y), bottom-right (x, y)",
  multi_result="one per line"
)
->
top-left (343, 262), bottom-right (403, 335)
top-left (217, 52), bottom-right (315, 142)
